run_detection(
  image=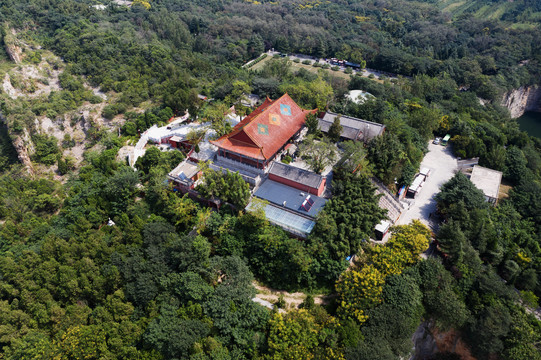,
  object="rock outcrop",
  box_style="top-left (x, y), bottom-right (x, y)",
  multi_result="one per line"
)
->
top-left (501, 86), bottom-right (541, 118)
top-left (0, 113), bottom-right (34, 175)
top-left (2, 26), bottom-right (22, 64)
top-left (410, 321), bottom-right (476, 360)
top-left (4, 40), bottom-right (22, 64)
top-left (12, 134), bottom-right (35, 176)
